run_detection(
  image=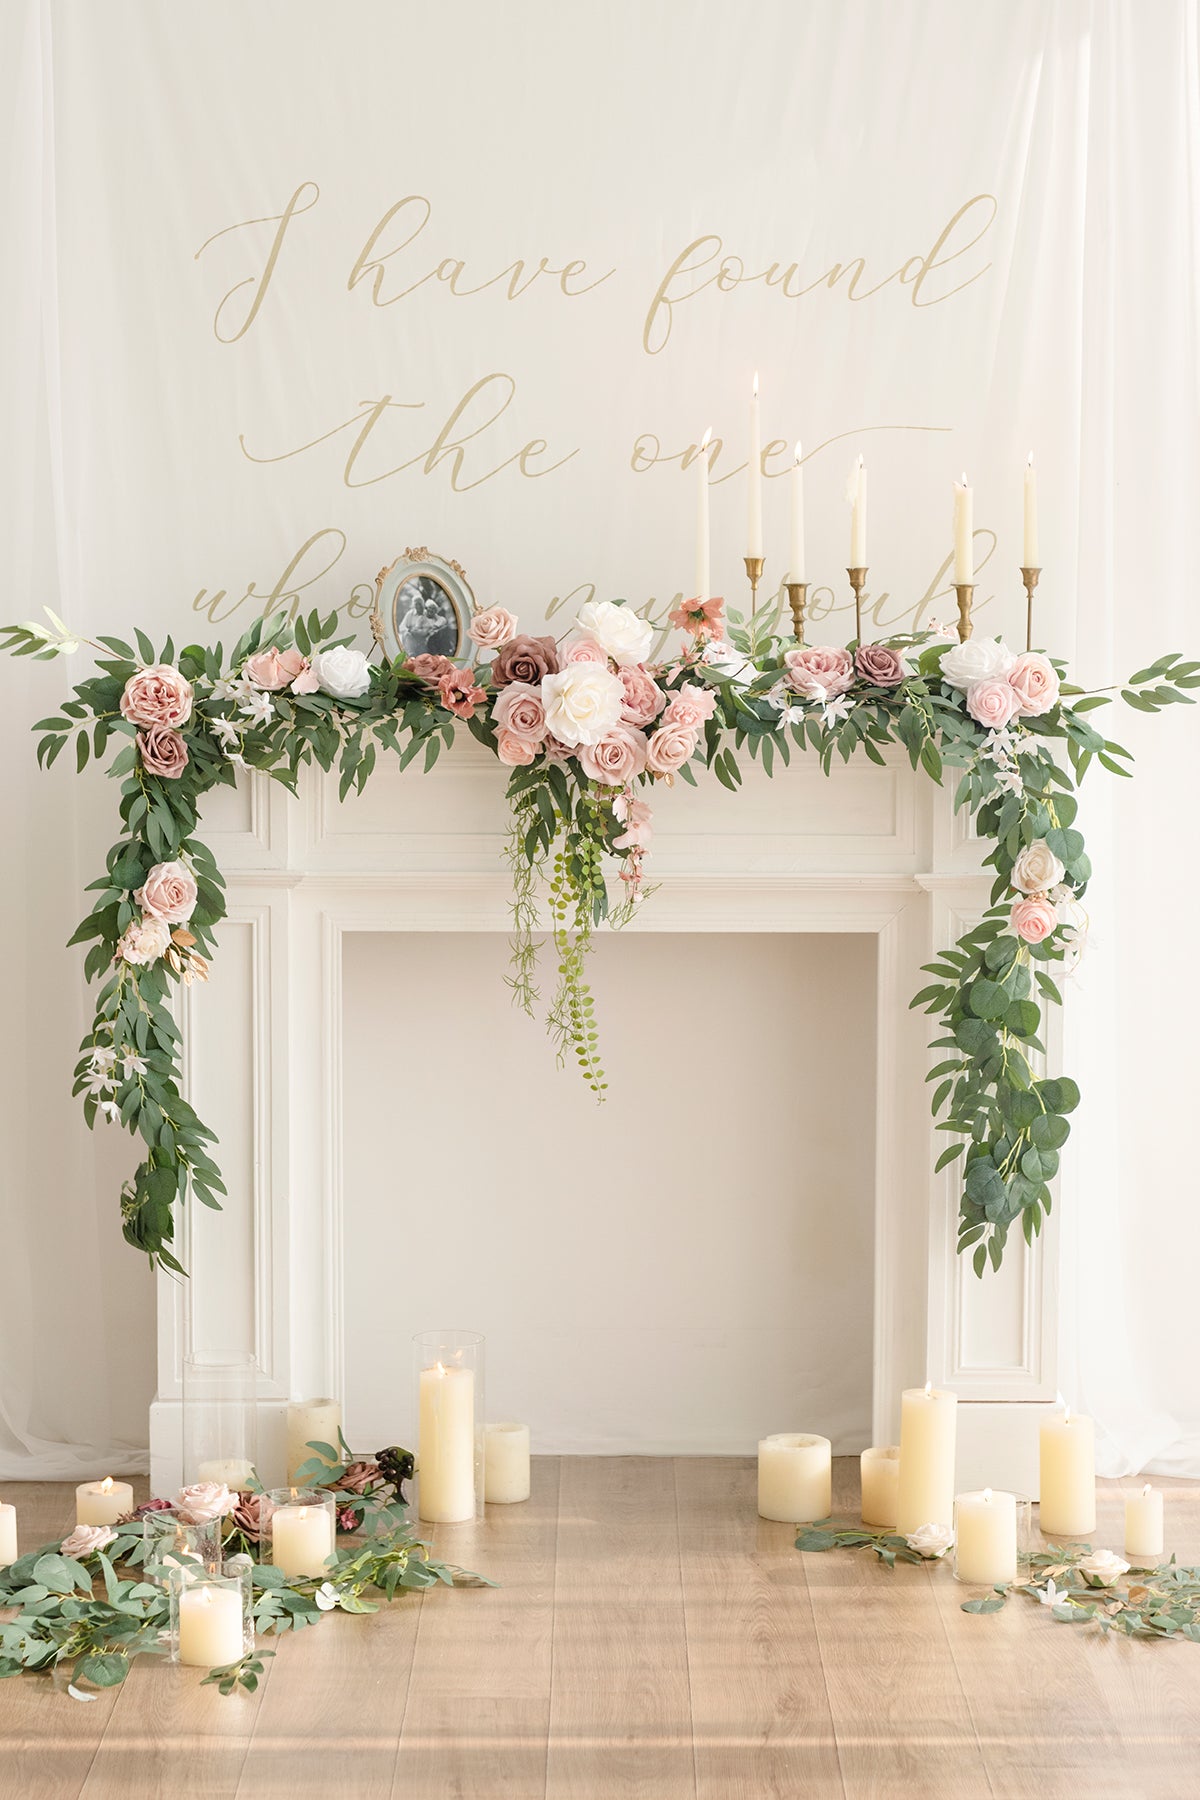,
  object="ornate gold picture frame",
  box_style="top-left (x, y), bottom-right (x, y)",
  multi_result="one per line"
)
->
top-left (370, 548), bottom-right (476, 664)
